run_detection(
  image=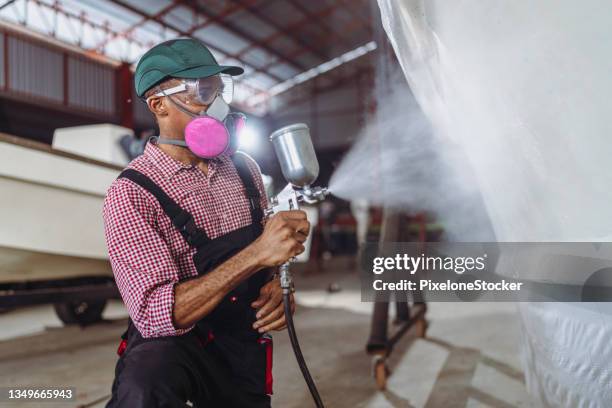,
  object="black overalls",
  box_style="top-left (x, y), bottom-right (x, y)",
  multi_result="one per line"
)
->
top-left (106, 153), bottom-right (273, 408)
